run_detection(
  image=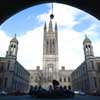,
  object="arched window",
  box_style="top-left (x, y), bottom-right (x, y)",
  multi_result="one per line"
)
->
top-left (7, 61), bottom-right (10, 70)
top-left (14, 45), bottom-right (16, 48)
top-left (50, 39), bottom-right (52, 54)
top-left (59, 78), bottom-right (62, 82)
top-left (11, 44), bottom-right (13, 48)
top-left (4, 78), bottom-right (8, 88)
top-left (48, 64), bottom-right (53, 72)
top-left (64, 77), bottom-right (66, 82)
top-left (88, 45), bottom-right (90, 48)
top-left (46, 40), bottom-right (48, 54)
top-left (53, 39), bottom-right (55, 54)
top-left (68, 77), bottom-right (70, 82)
top-left (94, 77), bottom-right (97, 88)
top-left (97, 63), bottom-right (100, 72)
top-left (91, 61), bottom-right (94, 69)
top-left (1, 63), bottom-right (4, 72)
